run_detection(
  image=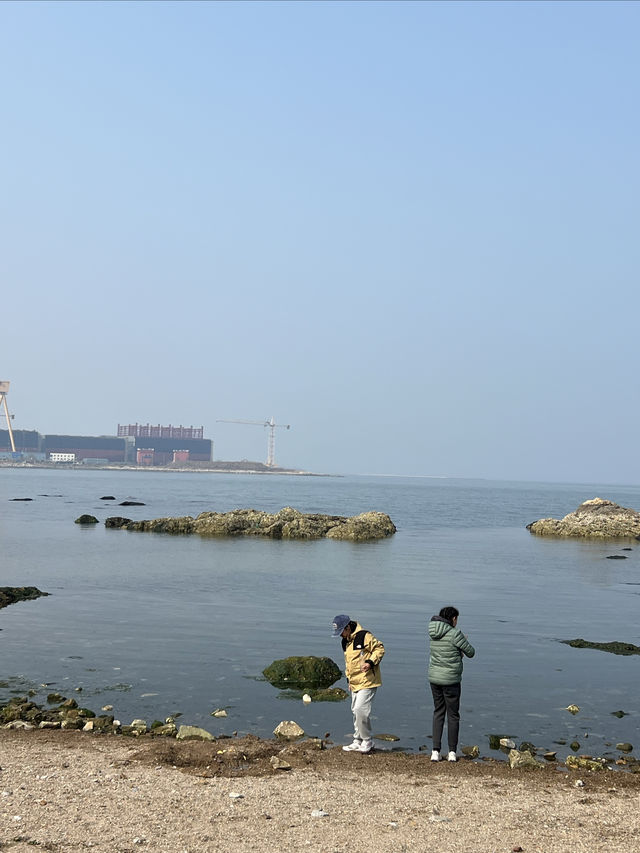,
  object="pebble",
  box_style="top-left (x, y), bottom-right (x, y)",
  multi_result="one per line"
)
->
top-left (302, 694), bottom-right (312, 703)
top-left (574, 779), bottom-right (585, 788)
top-left (311, 809), bottom-right (329, 818)
top-left (228, 792), bottom-right (243, 799)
